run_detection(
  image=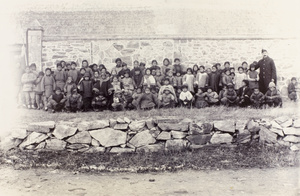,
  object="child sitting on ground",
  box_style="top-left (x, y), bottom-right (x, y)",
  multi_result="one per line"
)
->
top-left (288, 77), bottom-right (297, 101)
top-left (237, 80), bottom-right (252, 107)
top-left (265, 82), bottom-right (282, 108)
top-left (221, 83), bottom-right (238, 106)
top-left (159, 87), bottom-right (176, 109)
top-left (250, 87), bottom-right (265, 109)
top-left (123, 87), bottom-right (134, 110)
top-left (111, 90), bottom-right (126, 111)
top-left (47, 87), bottom-right (66, 113)
top-left (218, 86), bottom-right (227, 102)
top-left (205, 86), bottom-right (219, 106)
top-left (136, 87), bottom-right (159, 110)
top-left (132, 87), bottom-right (143, 109)
top-left (179, 85), bottom-right (193, 108)
top-left (91, 91), bottom-right (107, 112)
top-left (158, 78), bottom-right (177, 103)
top-left (66, 87), bottom-right (82, 112)
top-left (194, 87), bottom-right (209, 108)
